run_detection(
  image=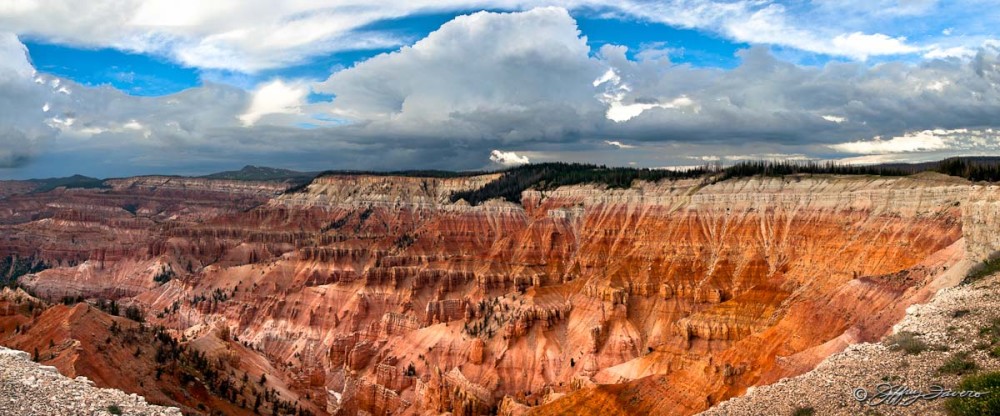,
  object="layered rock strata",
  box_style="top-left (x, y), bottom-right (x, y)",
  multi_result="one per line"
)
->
top-left (0, 172), bottom-right (990, 415)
